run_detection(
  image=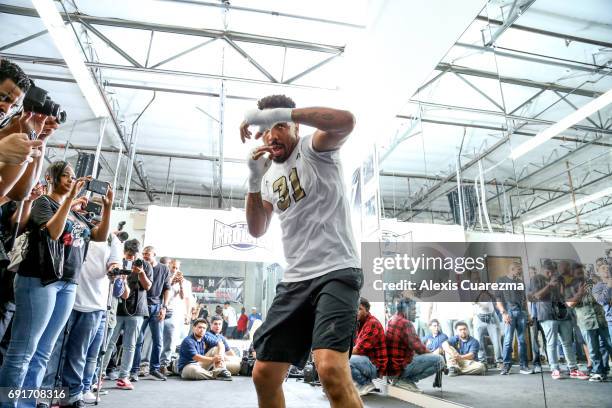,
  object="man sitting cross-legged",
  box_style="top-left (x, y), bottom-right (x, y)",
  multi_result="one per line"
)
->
top-left (177, 318), bottom-right (232, 380)
top-left (442, 321), bottom-right (486, 376)
top-left (208, 315), bottom-right (242, 375)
